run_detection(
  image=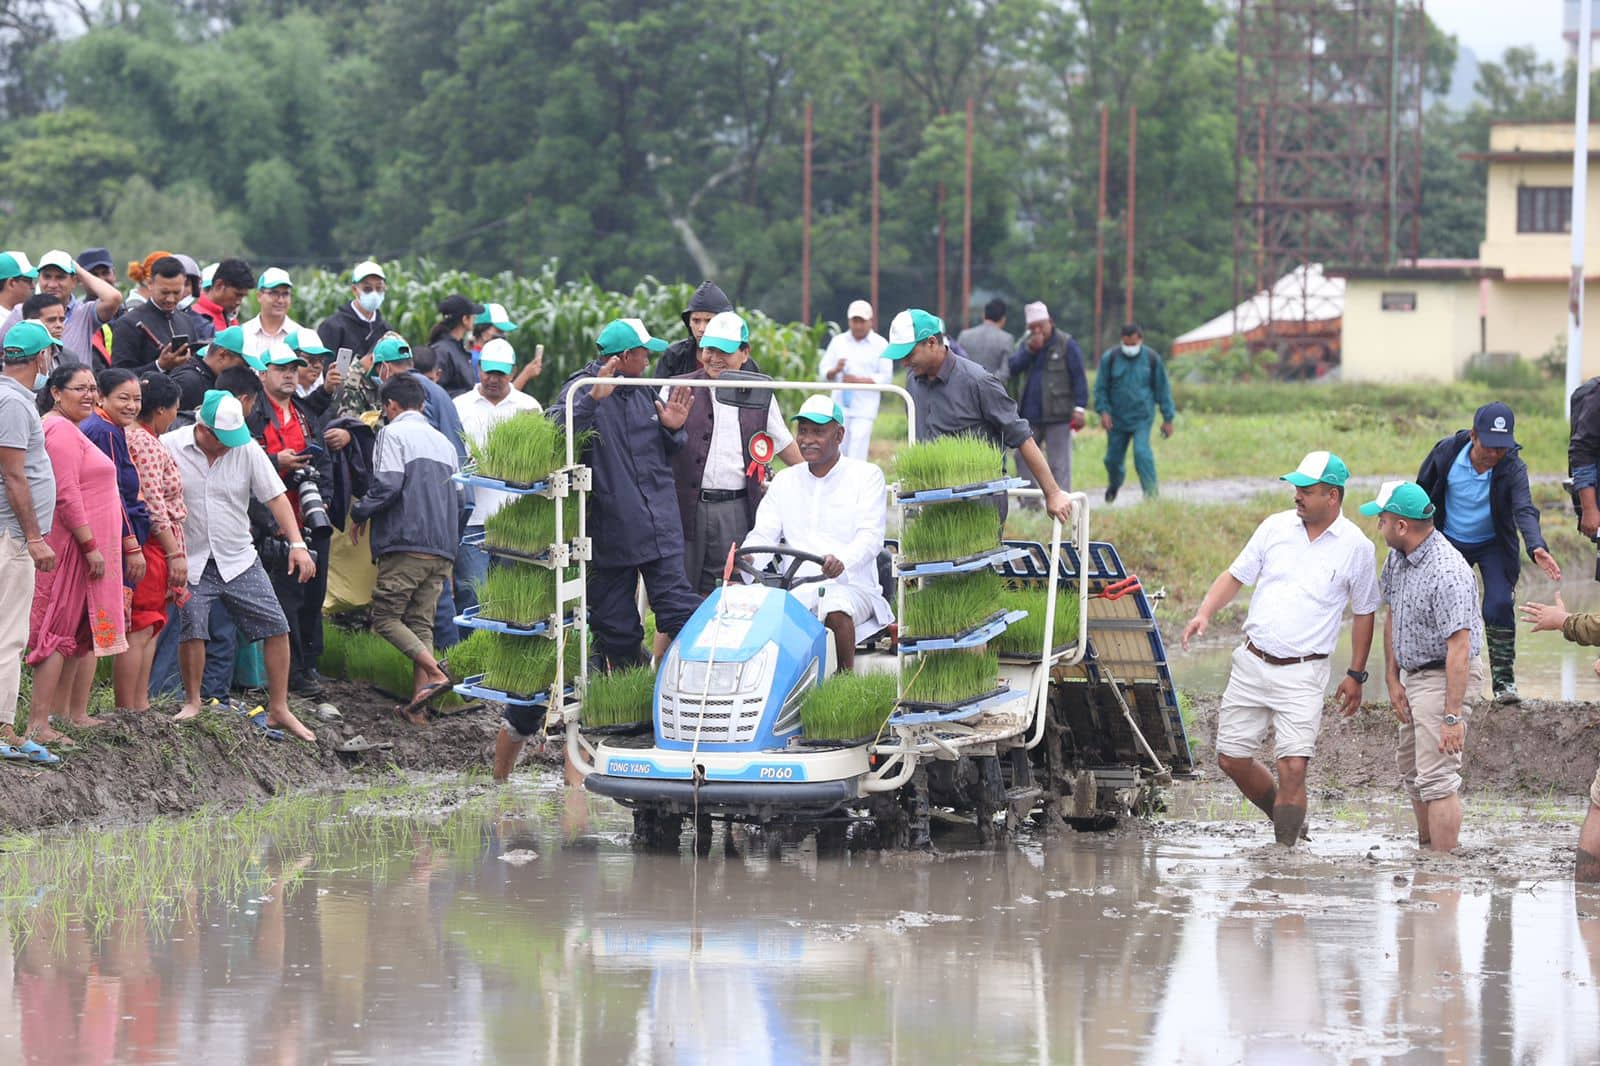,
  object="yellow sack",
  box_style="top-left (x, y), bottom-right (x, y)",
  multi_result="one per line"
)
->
top-left (324, 526), bottom-right (379, 612)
